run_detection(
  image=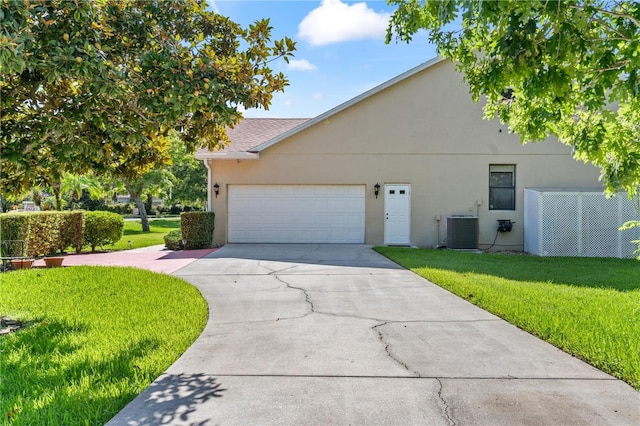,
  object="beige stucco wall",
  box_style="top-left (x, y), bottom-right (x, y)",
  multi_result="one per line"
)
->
top-left (206, 60), bottom-right (601, 248)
